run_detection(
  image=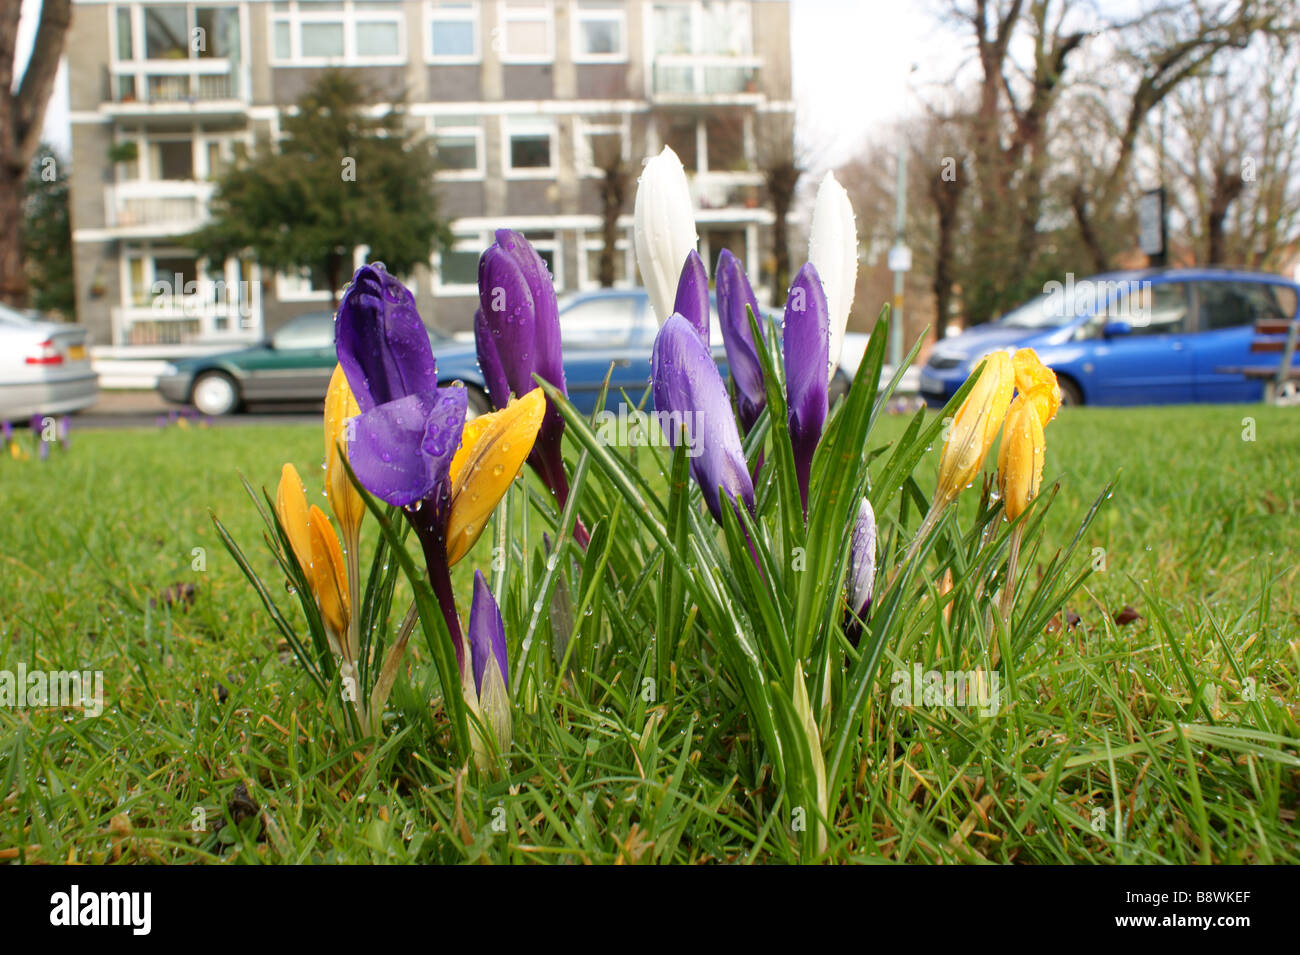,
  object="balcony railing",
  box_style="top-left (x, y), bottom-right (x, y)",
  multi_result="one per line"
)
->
top-left (108, 58), bottom-right (245, 108)
top-left (651, 53), bottom-right (762, 101)
top-left (105, 181), bottom-right (216, 234)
